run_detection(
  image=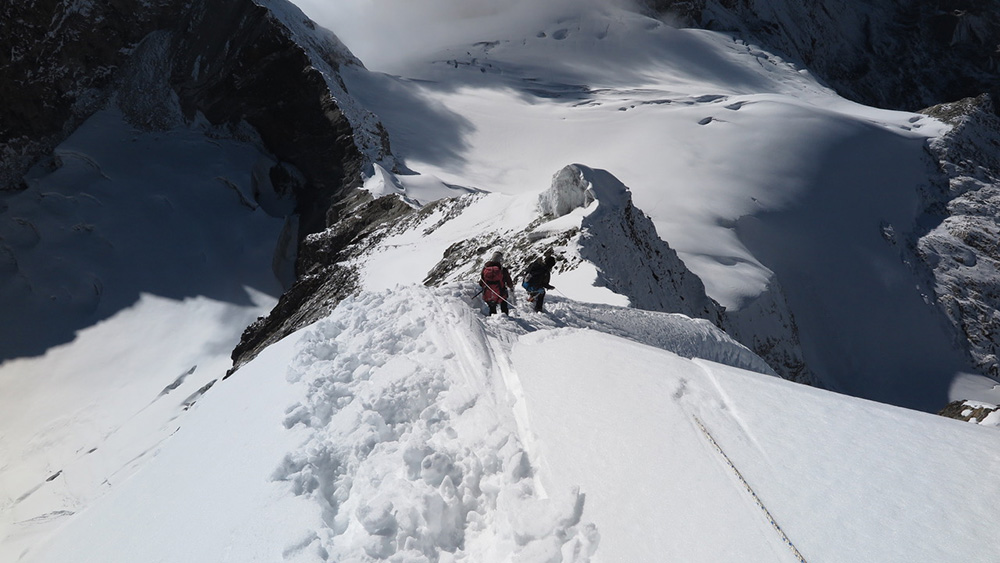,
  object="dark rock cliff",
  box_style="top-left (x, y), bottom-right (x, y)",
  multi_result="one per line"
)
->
top-left (170, 0), bottom-right (377, 243)
top-left (229, 190), bottom-right (416, 373)
top-left (2, 0), bottom-right (382, 247)
top-left (919, 95), bottom-right (1000, 379)
top-left (0, 0), bottom-right (181, 190)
